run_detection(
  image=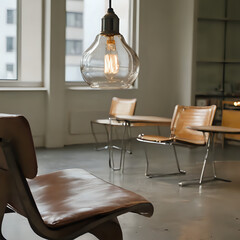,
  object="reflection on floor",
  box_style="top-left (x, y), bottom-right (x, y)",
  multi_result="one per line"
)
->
top-left (2, 141), bottom-right (240, 240)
